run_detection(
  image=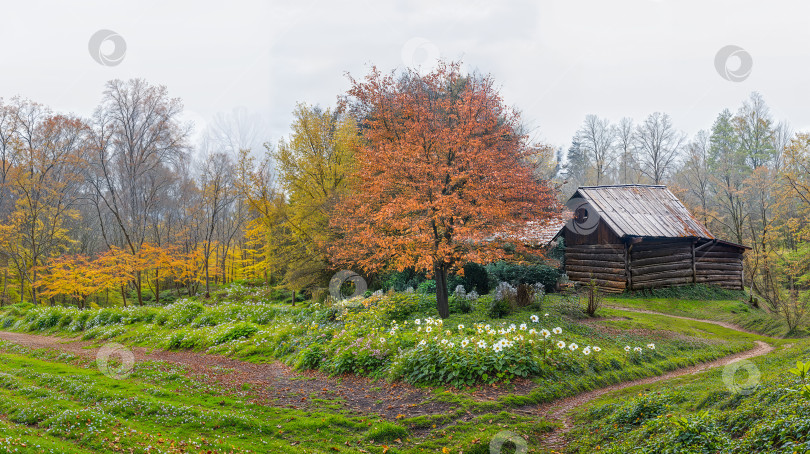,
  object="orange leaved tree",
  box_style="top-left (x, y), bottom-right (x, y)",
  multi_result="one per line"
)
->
top-left (39, 255), bottom-right (101, 309)
top-left (334, 62), bottom-right (558, 318)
